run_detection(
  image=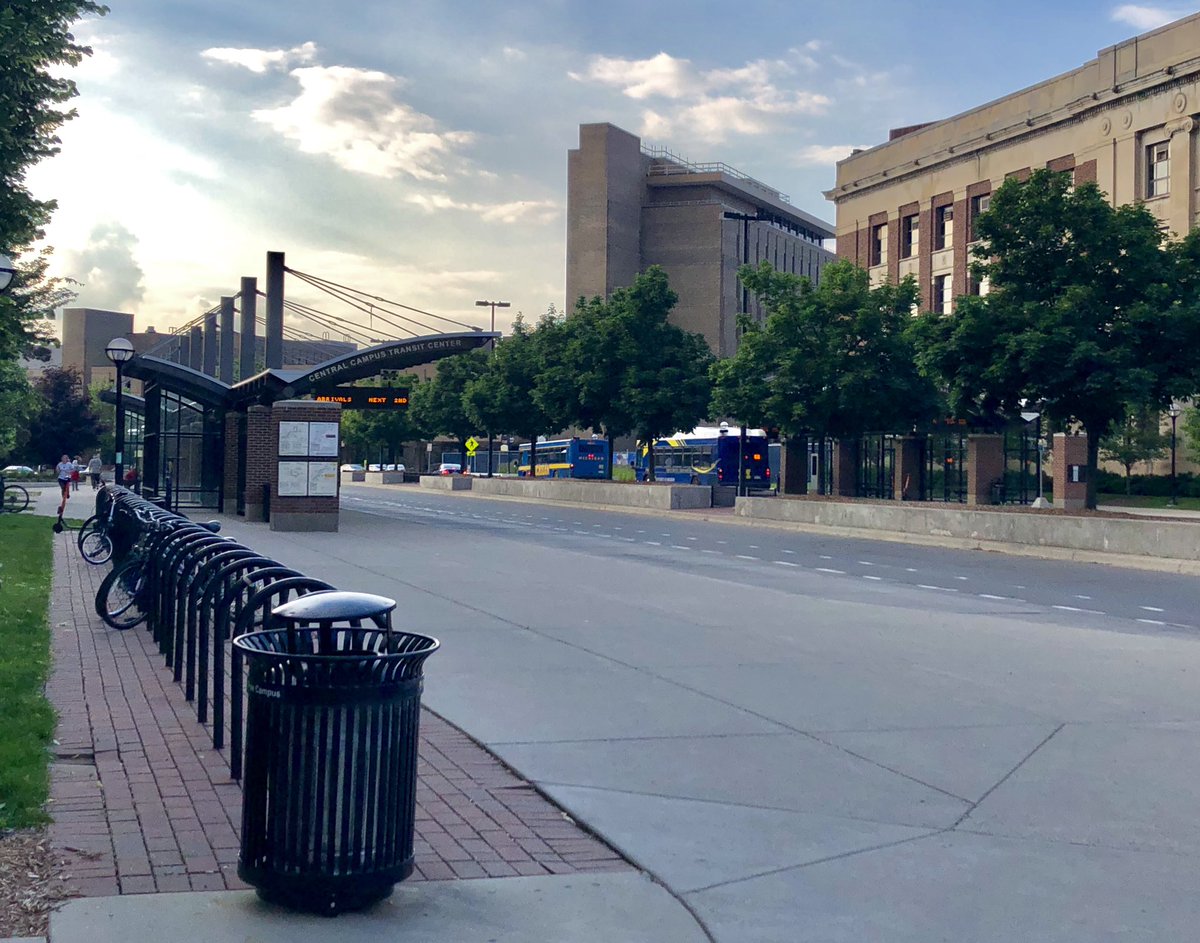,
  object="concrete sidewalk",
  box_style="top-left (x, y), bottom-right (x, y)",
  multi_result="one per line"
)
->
top-left (37, 495), bottom-right (702, 943)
